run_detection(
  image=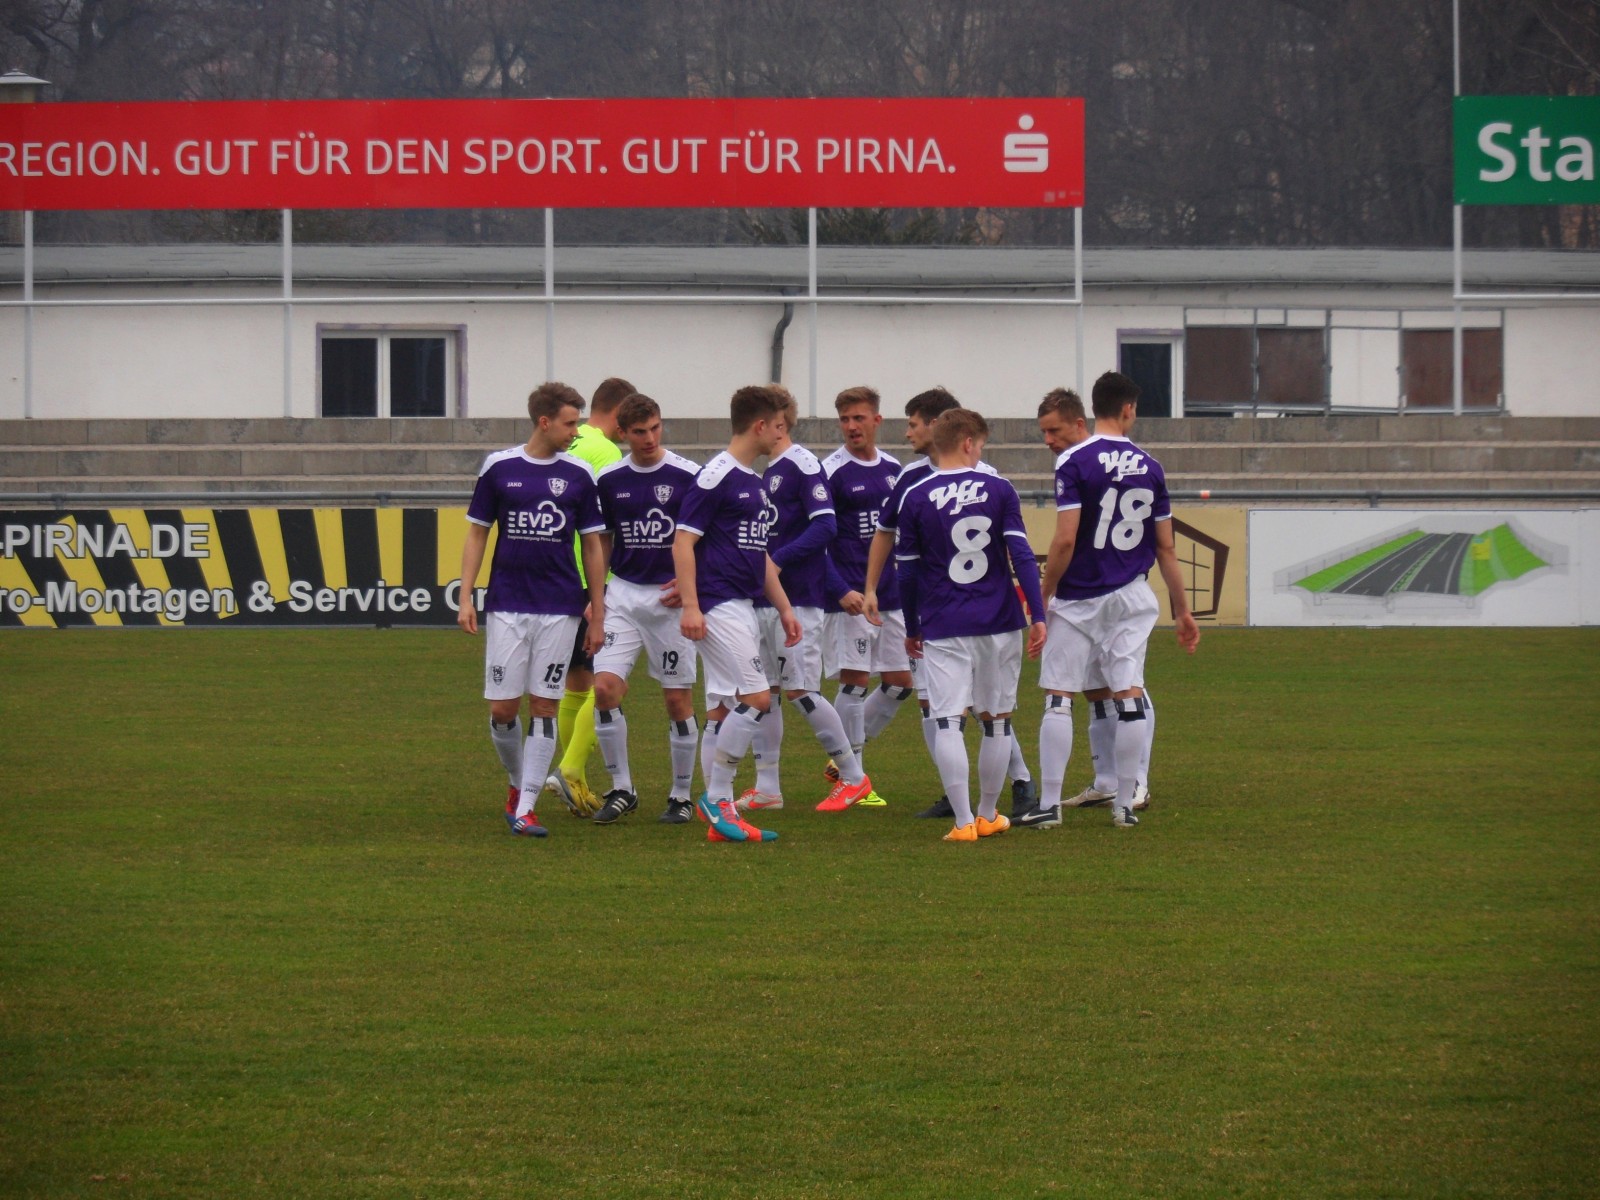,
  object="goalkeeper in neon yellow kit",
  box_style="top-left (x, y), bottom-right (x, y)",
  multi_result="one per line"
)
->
top-left (545, 376), bottom-right (632, 817)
